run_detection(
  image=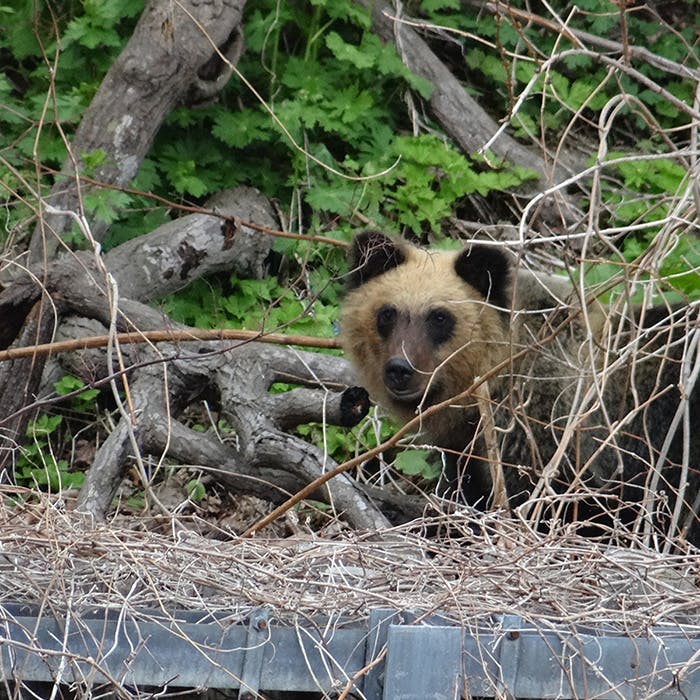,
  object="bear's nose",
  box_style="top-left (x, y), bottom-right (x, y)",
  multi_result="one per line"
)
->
top-left (384, 357), bottom-right (414, 391)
